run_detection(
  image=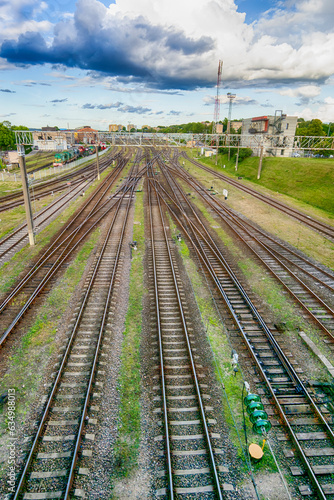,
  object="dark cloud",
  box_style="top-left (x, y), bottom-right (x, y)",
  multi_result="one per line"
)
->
top-left (118, 105), bottom-right (151, 114)
top-left (165, 32), bottom-right (213, 55)
top-left (168, 110), bottom-right (181, 116)
top-left (0, 0), bottom-right (215, 91)
top-left (82, 102), bottom-right (150, 113)
top-left (0, 88), bottom-right (16, 93)
top-left (50, 98), bottom-right (68, 102)
top-left (22, 81), bottom-right (52, 86)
